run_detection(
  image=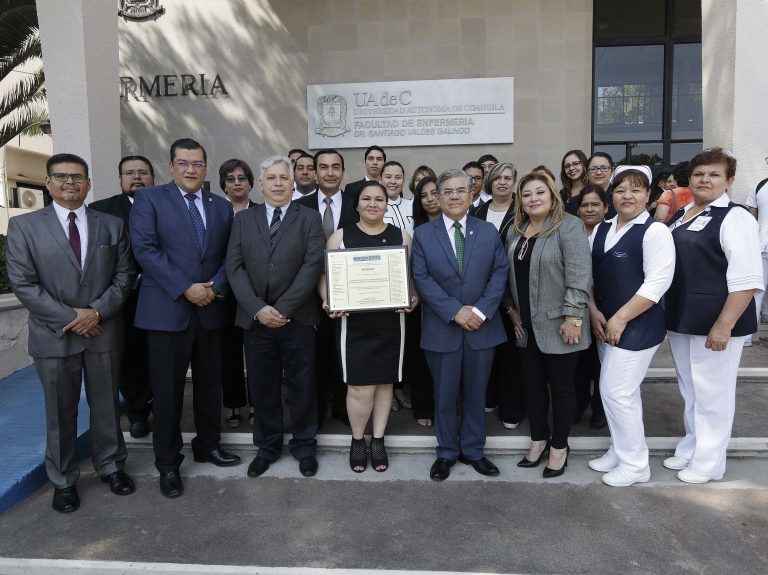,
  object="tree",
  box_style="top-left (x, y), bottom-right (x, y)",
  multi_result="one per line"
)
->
top-left (0, 0), bottom-right (46, 148)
